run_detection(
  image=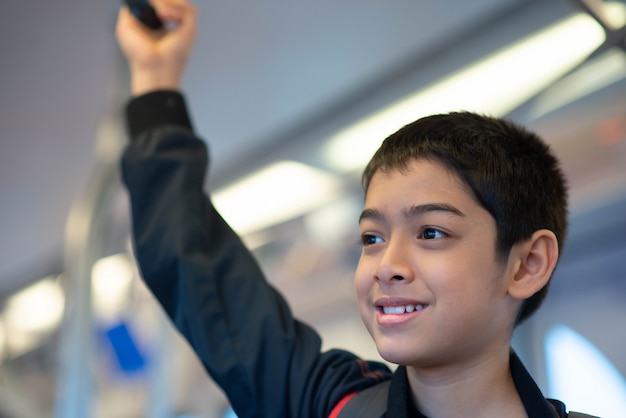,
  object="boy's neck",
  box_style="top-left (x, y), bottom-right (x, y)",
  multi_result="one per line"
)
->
top-left (406, 347), bottom-right (526, 418)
